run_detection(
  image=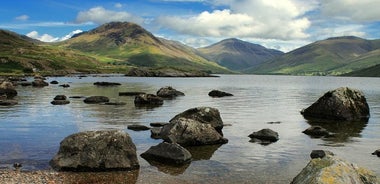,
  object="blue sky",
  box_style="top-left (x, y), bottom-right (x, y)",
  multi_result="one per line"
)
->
top-left (1, 0), bottom-right (380, 52)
